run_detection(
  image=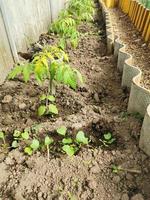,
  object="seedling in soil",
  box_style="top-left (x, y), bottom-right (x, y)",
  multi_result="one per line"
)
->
top-left (44, 136), bottom-right (54, 161)
top-left (112, 165), bottom-right (141, 174)
top-left (8, 46), bottom-right (83, 99)
top-left (38, 94), bottom-right (58, 117)
top-left (12, 129), bottom-right (30, 148)
top-left (100, 132), bottom-right (116, 147)
top-left (24, 139), bottom-right (40, 156)
top-left (56, 126), bottom-right (67, 136)
top-left (62, 145), bottom-right (77, 156)
top-left (75, 131), bottom-right (89, 145)
top-left (0, 131), bottom-right (6, 146)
